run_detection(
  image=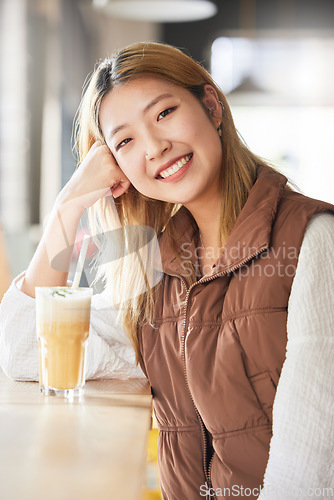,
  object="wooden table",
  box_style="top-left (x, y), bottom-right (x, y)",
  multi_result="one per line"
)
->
top-left (0, 368), bottom-right (152, 500)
